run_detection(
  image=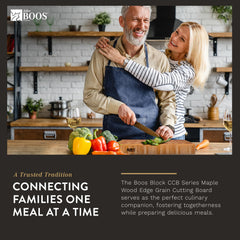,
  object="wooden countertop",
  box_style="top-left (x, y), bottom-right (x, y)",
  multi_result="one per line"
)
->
top-left (10, 118), bottom-right (103, 127)
top-left (10, 118), bottom-right (224, 128)
top-left (184, 119), bottom-right (224, 128)
top-left (7, 140), bottom-right (231, 155)
top-left (8, 140), bottom-right (71, 155)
